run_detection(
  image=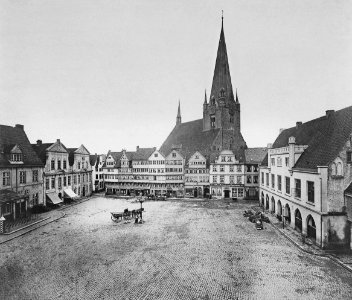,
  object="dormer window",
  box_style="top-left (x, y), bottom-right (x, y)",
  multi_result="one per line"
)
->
top-left (11, 153), bottom-right (22, 162)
